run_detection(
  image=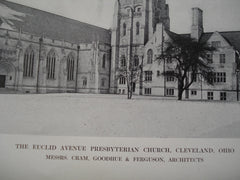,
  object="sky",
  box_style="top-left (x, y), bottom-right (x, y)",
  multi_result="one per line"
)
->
top-left (6, 0), bottom-right (240, 34)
